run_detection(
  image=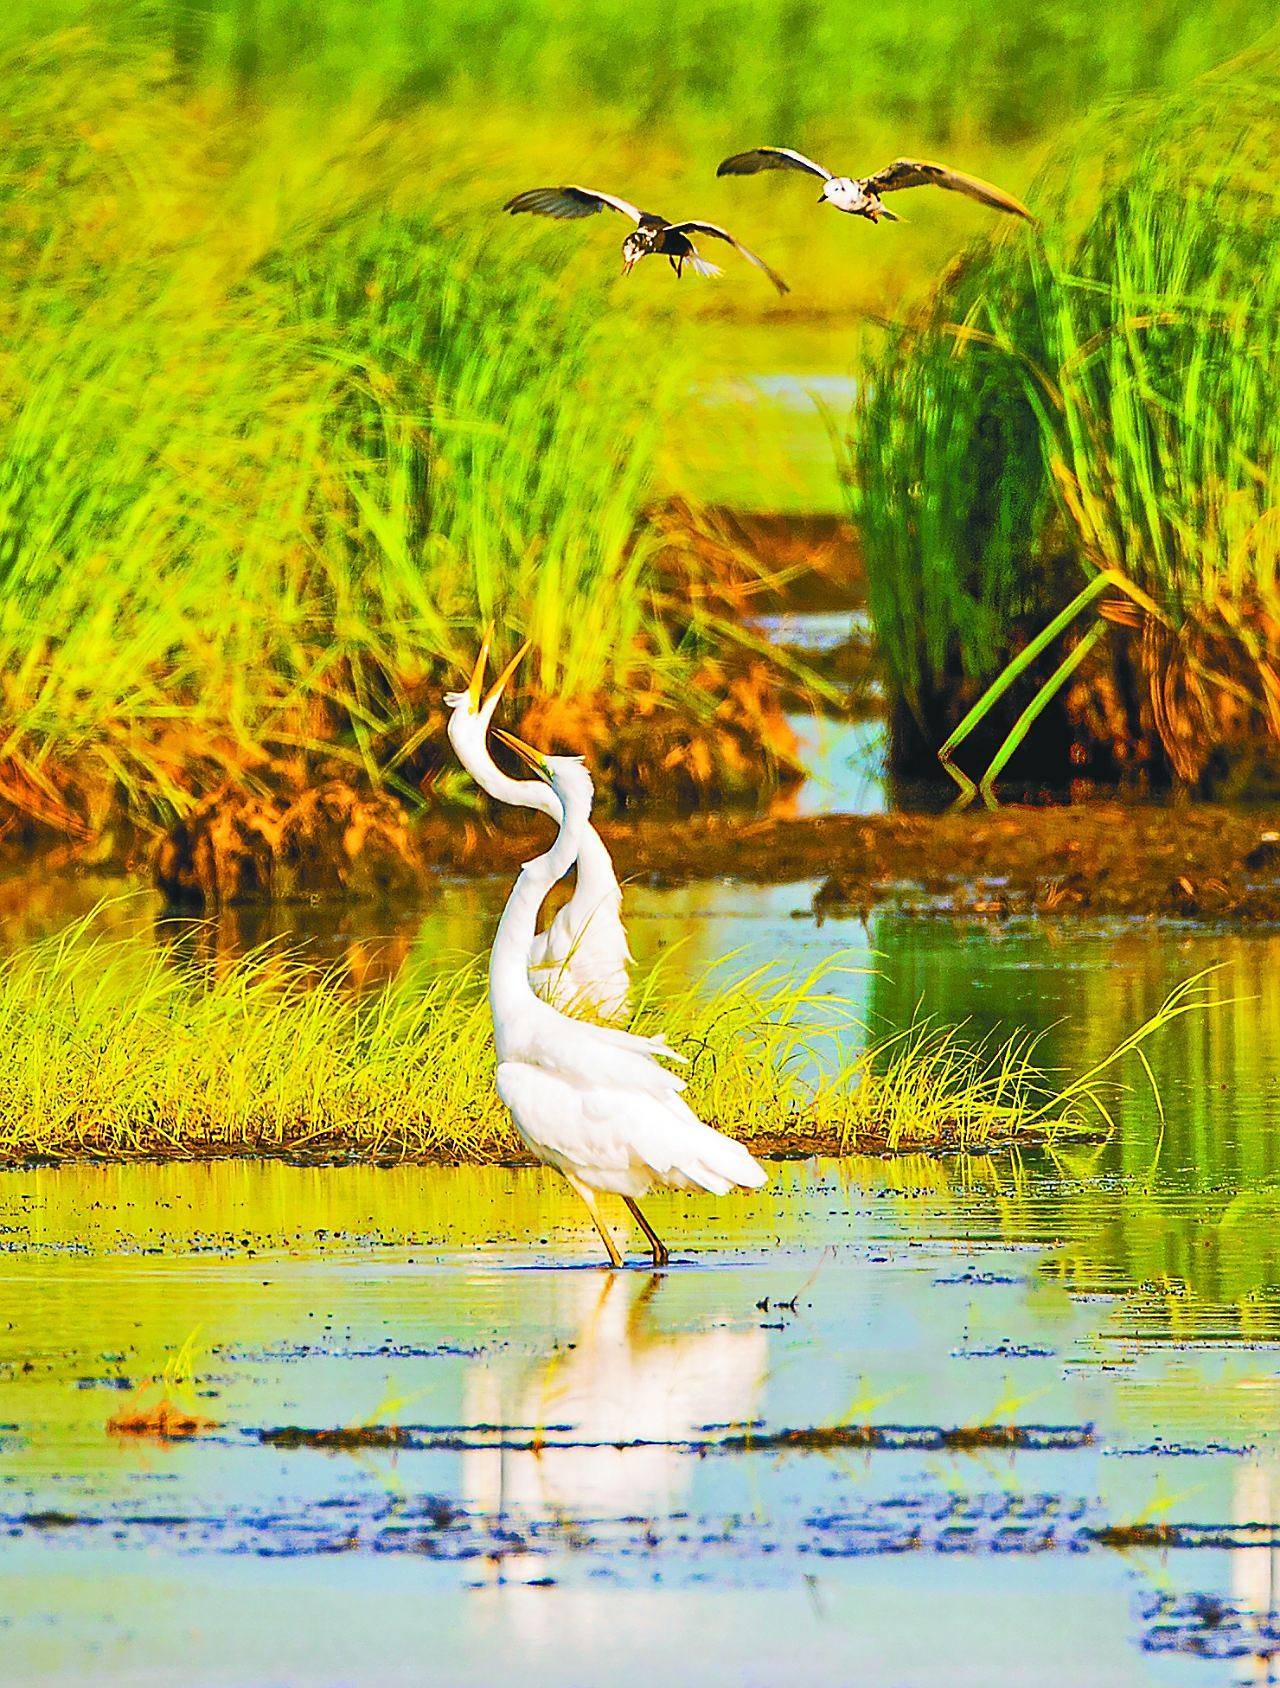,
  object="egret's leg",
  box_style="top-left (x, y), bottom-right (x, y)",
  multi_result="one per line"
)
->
top-left (566, 1176), bottom-right (622, 1269)
top-left (624, 1197), bottom-right (669, 1268)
